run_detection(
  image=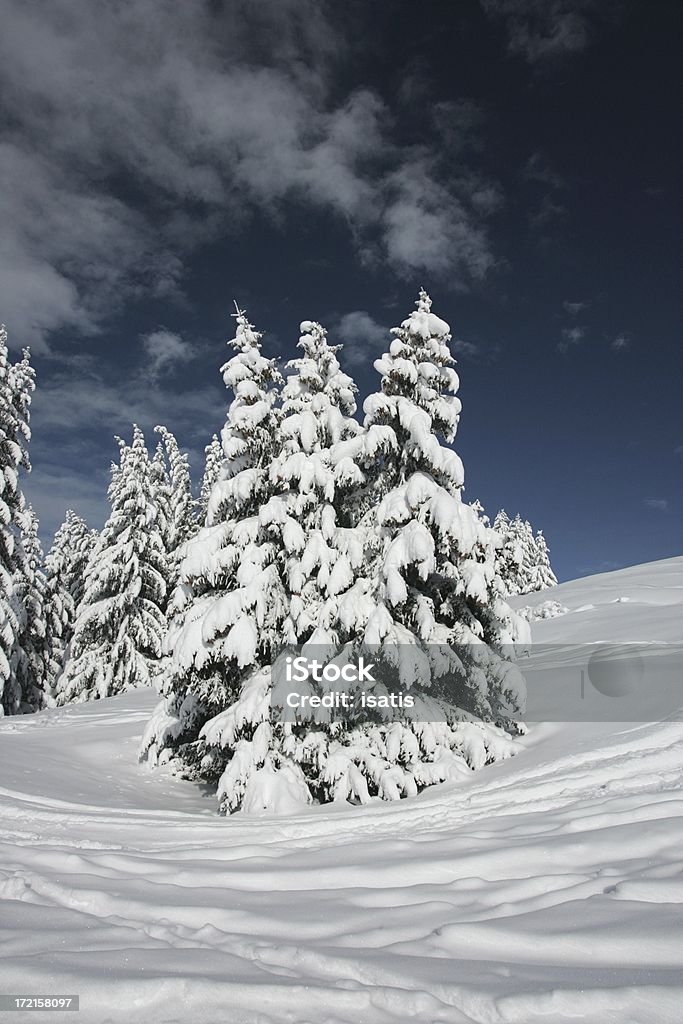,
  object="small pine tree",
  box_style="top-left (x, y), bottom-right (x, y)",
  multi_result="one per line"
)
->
top-left (49, 511), bottom-right (98, 610)
top-left (529, 530), bottom-right (558, 591)
top-left (43, 510), bottom-right (98, 692)
top-left (493, 510), bottom-right (520, 595)
top-left (494, 513), bottom-right (557, 596)
top-left (154, 425), bottom-right (196, 579)
top-left (56, 427), bottom-right (168, 704)
top-left (150, 440), bottom-right (172, 558)
top-left (13, 507), bottom-right (49, 710)
top-left (198, 434), bottom-right (223, 524)
top-left (0, 327), bottom-right (38, 715)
